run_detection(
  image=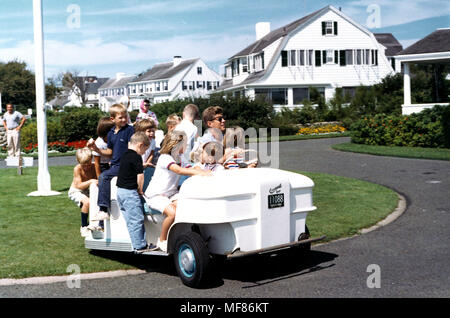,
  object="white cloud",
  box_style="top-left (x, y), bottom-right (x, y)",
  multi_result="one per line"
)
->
top-left (0, 33), bottom-right (250, 75)
top-left (346, 0), bottom-right (450, 28)
top-left (84, 0), bottom-right (224, 16)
